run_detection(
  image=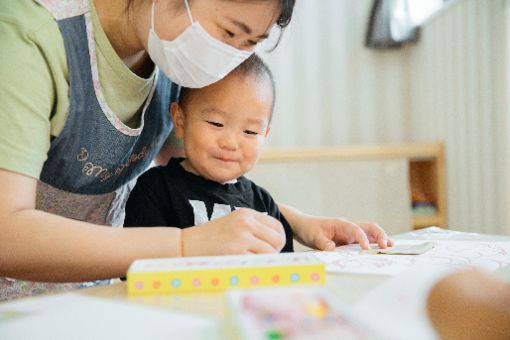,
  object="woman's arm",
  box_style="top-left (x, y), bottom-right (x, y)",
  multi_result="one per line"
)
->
top-left (0, 168), bottom-right (183, 282)
top-left (0, 169), bottom-right (285, 282)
